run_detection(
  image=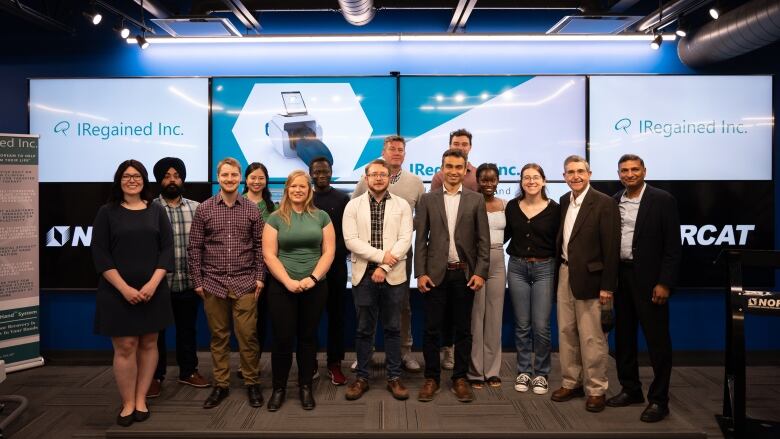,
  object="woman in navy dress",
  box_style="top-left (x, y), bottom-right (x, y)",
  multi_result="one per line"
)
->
top-left (92, 159), bottom-right (174, 426)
